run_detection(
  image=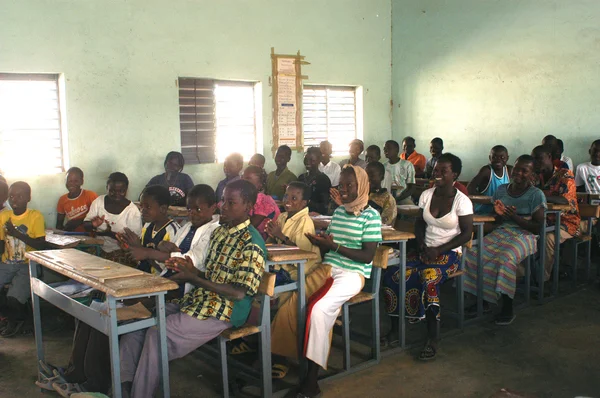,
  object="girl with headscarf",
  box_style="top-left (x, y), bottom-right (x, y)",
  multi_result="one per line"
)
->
top-left (270, 165), bottom-right (382, 397)
top-left (145, 151), bottom-right (194, 207)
